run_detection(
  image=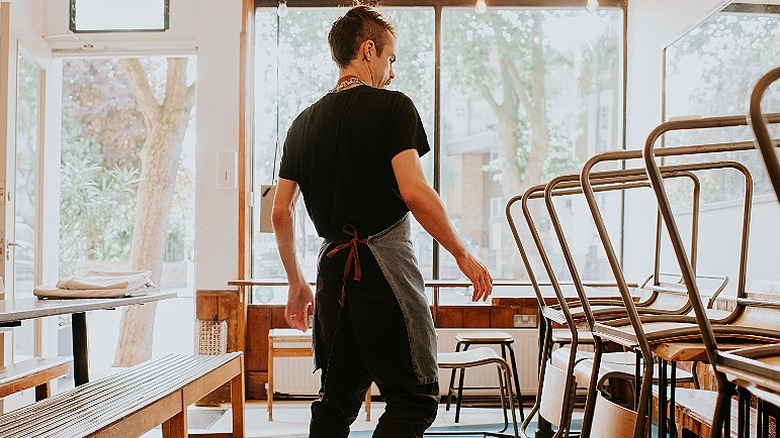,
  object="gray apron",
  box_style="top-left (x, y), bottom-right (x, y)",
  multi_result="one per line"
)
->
top-left (317, 213), bottom-right (439, 385)
top-left (366, 214), bottom-right (439, 385)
